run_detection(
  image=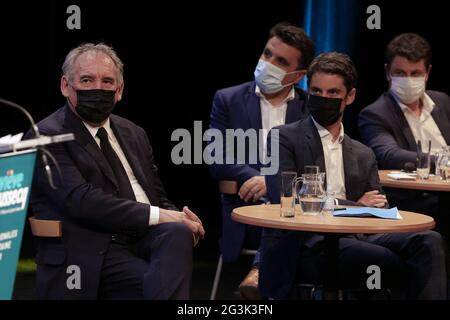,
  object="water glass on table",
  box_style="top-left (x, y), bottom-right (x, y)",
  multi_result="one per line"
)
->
top-left (322, 190), bottom-right (336, 215)
top-left (436, 146), bottom-right (450, 181)
top-left (280, 171), bottom-right (297, 217)
top-left (416, 140), bottom-right (431, 180)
